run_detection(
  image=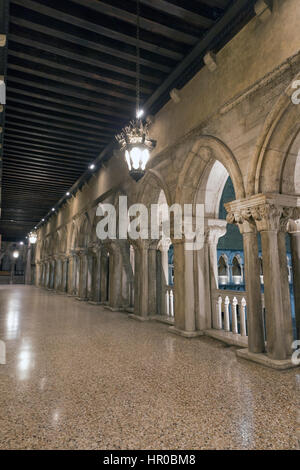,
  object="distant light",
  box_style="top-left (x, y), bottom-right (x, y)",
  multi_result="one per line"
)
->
top-left (19, 241), bottom-right (24, 245)
top-left (13, 250), bottom-right (19, 259)
top-left (52, 208), bottom-right (55, 211)
top-left (66, 191), bottom-right (70, 196)
top-left (29, 232), bottom-right (37, 244)
top-left (42, 218), bottom-right (45, 222)
top-left (136, 109), bottom-right (144, 118)
top-left (89, 163), bottom-right (95, 170)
